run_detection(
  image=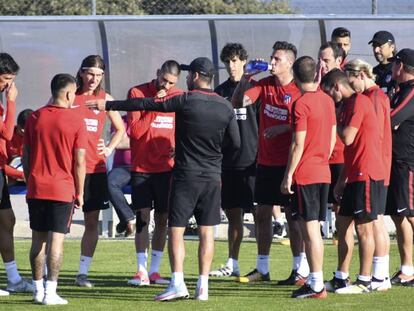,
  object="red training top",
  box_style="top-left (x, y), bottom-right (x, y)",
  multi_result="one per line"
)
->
top-left (339, 93), bottom-right (385, 183)
top-left (0, 100), bottom-right (16, 170)
top-left (24, 105), bottom-right (87, 202)
top-left (5, 126), bottom-right (24, 180)
top-left (244, 76), bottom-right (301, 166)
top-left (127, 80), bottom-right (183, 173)
top-left (73, 90), bottom-right (107, 174)
top-left (364, 85), bottom-right (392, 186)
top-left (293, 90), bottom-right (336, 185)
